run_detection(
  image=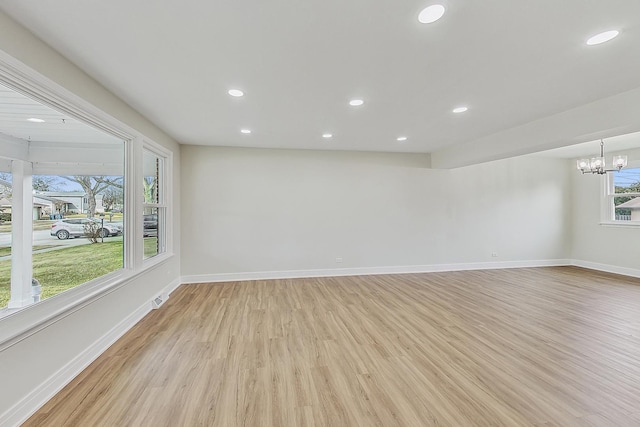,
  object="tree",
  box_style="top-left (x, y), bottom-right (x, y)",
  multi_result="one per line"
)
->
top-left (0, 172), bottom-right (11, 200)
top-left (613, 179), bottom-right (640, 216)
top-left (143, 176), bottom-right (158, 204)
top-left (52, 199), bottom-right (66, 215)
top-left (33, 175), bottom-right (64, 192)
top-left (102, 187), bottom-right (124, 212)
top-left (61, 176), bottom-right (123, 218)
